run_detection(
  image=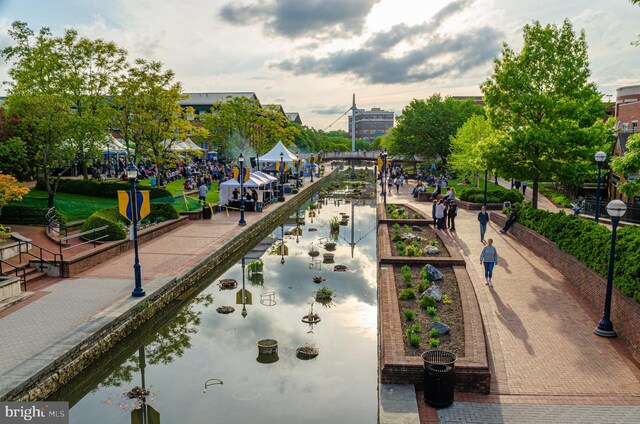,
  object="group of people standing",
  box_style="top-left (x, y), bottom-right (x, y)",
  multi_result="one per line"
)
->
top-left (431, 197), bottom-right (458, 230)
